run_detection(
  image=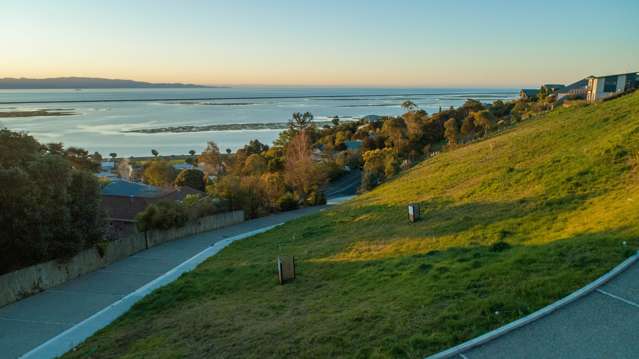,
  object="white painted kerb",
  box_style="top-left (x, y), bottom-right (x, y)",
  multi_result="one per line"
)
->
top-left (426, 250), bottom-right (639, 359)
top-left (21, 224), bottom-right (282, 359)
